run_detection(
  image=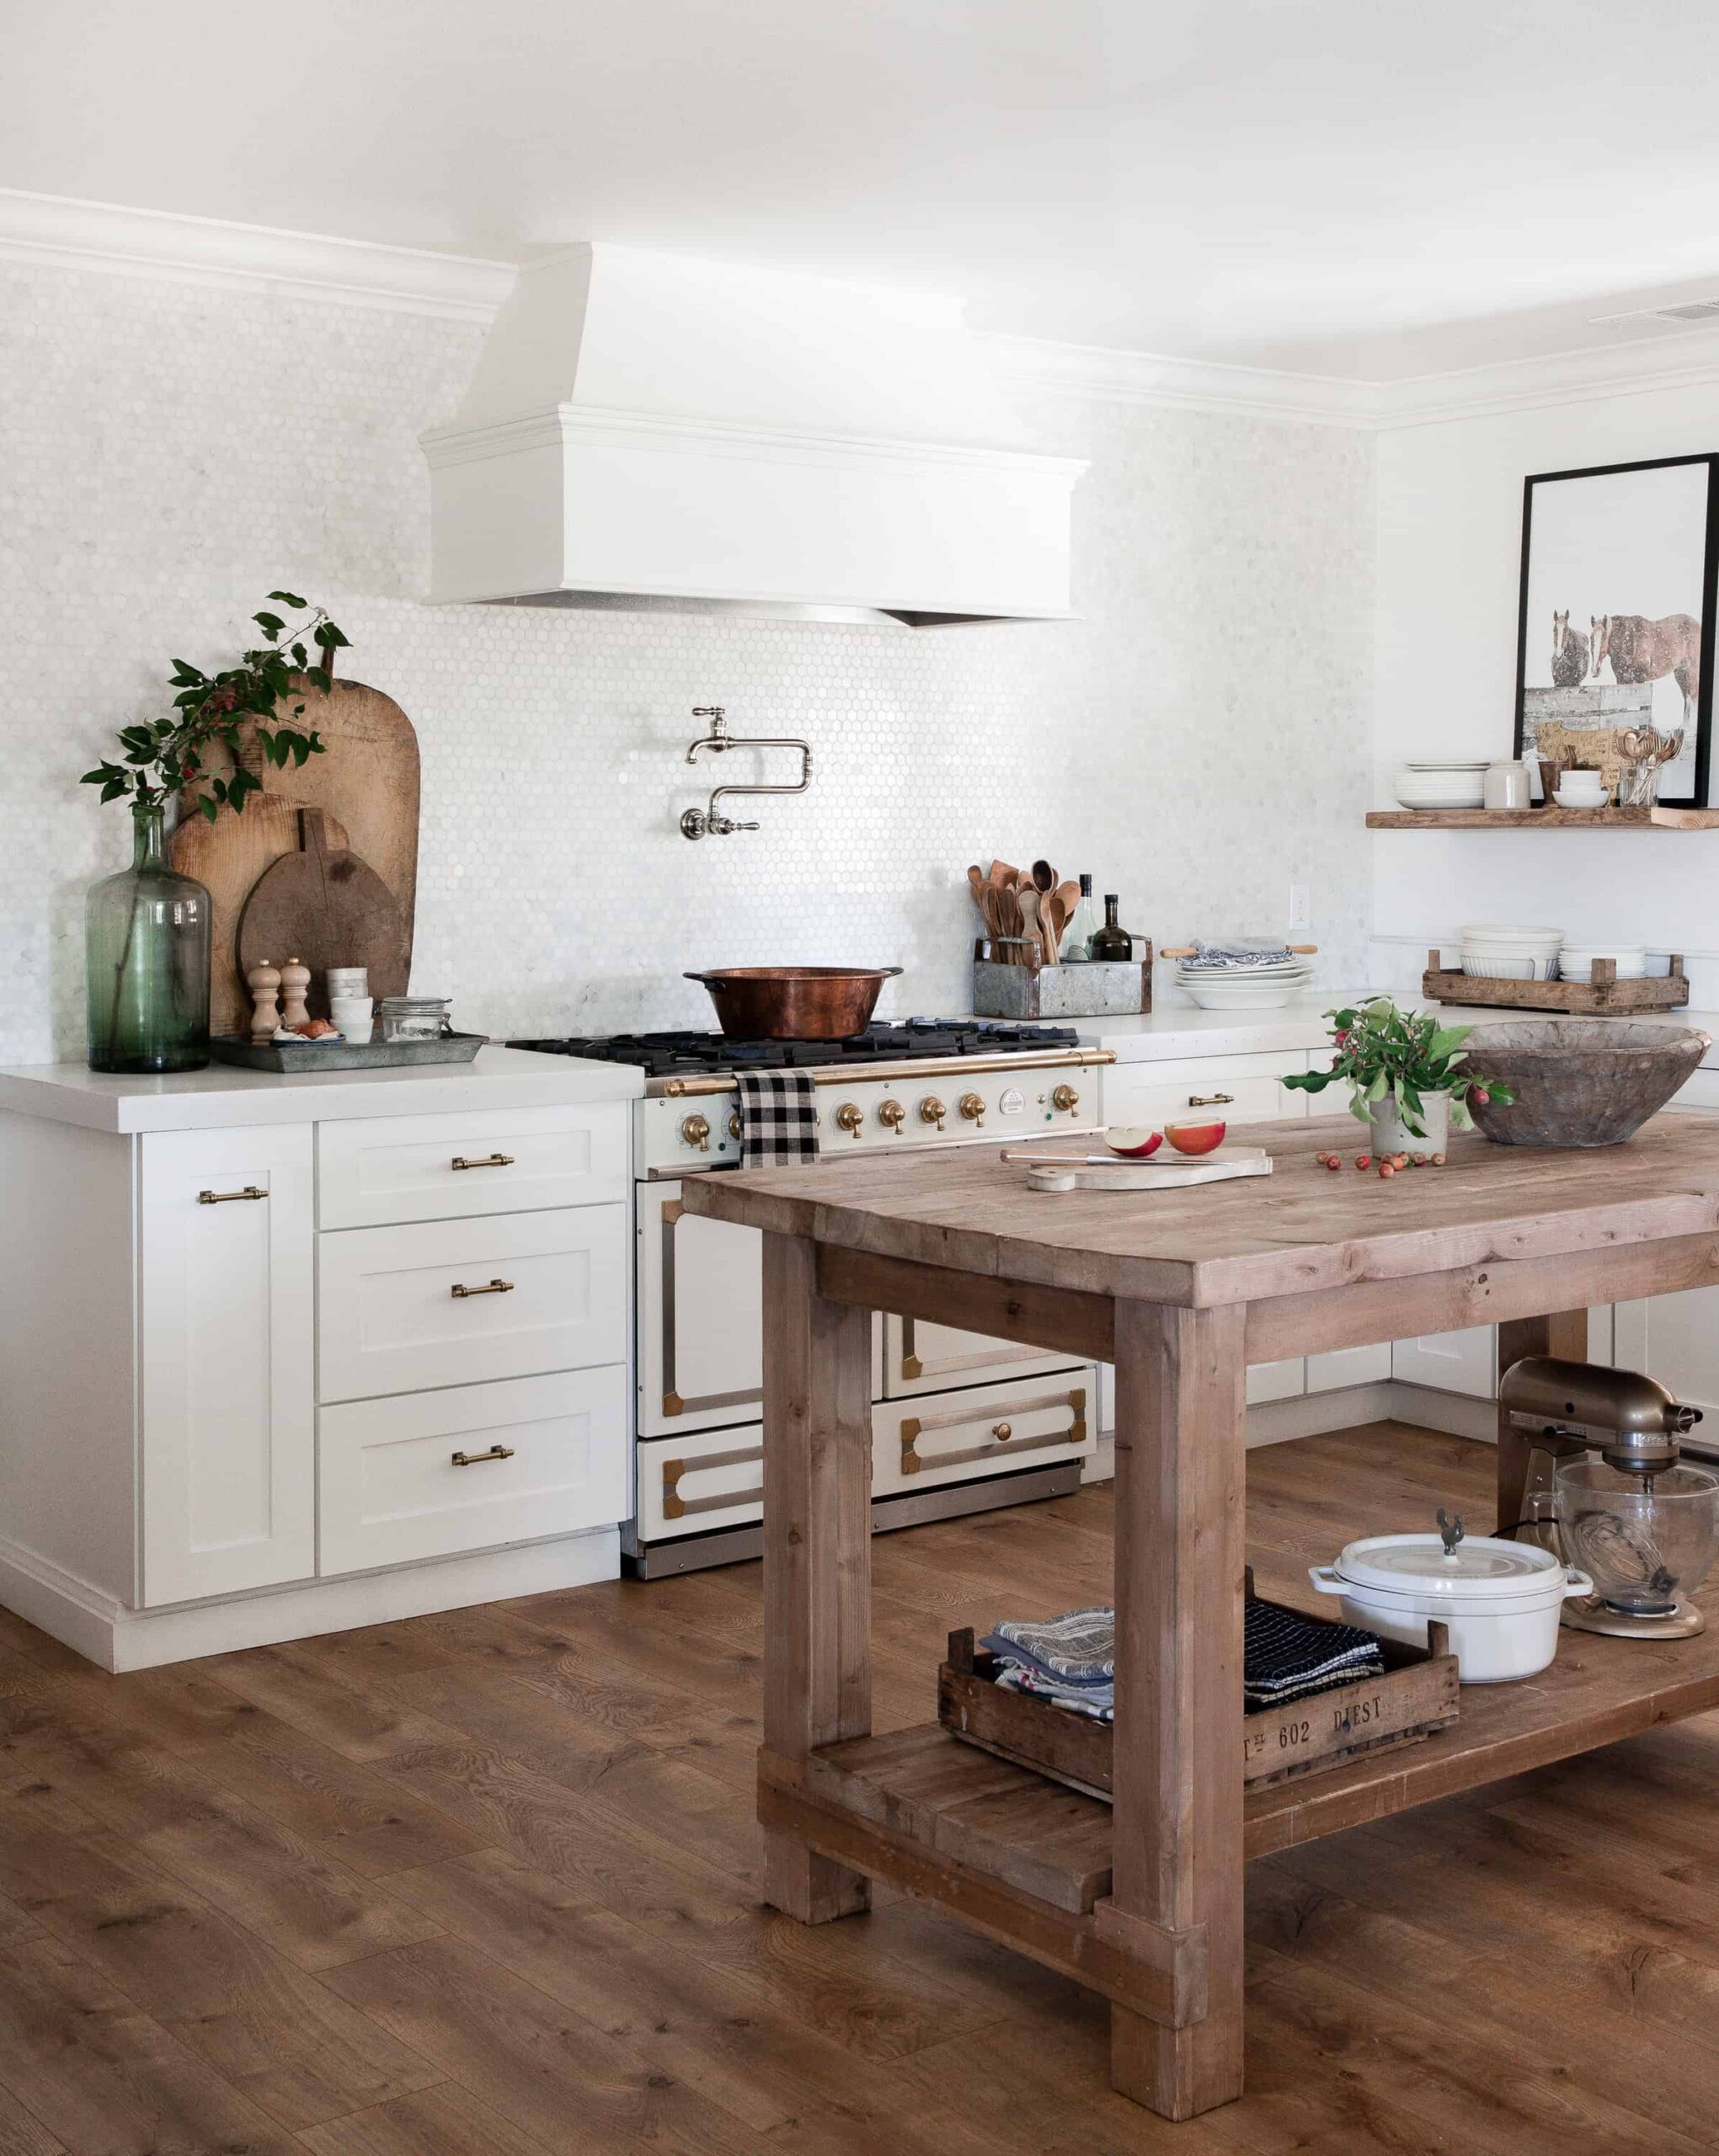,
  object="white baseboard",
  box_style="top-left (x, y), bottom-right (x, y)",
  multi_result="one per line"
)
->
top-left (1084, 1379), bottom-right (1495, 1486)
top-left (0, 1528), bottom-right (620, 1672)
